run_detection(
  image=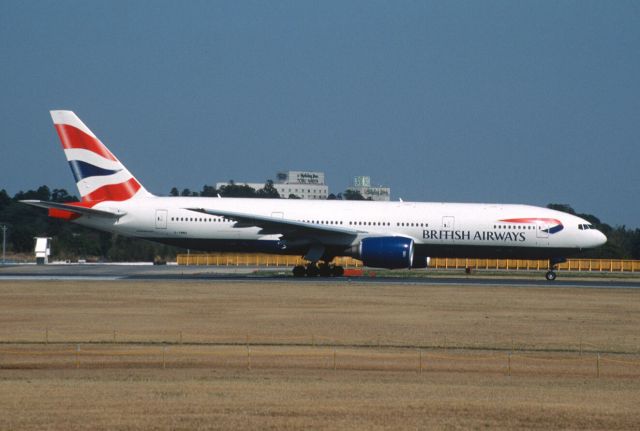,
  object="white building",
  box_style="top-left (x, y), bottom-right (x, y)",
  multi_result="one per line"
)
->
top-left (347, 176), bottom-right (391, 201)
top-left (216, 171), bottom-right (329, 200)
